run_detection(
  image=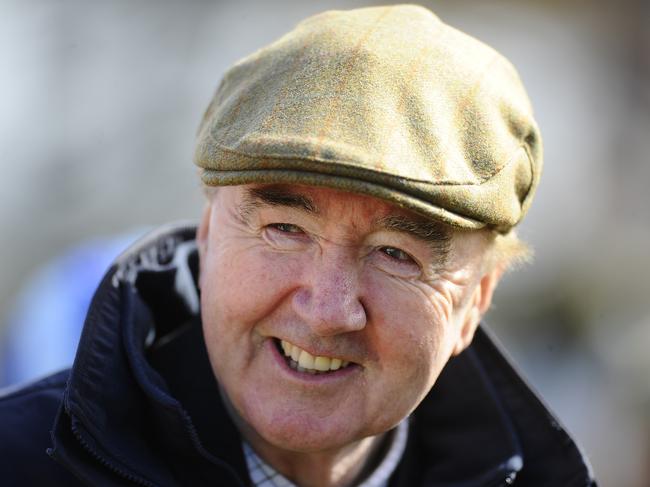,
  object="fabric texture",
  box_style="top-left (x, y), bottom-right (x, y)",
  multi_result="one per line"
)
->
top-left (195, 5), bottom-right (542, 233)
top-left (0, 224), bottom-right (596, 486)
